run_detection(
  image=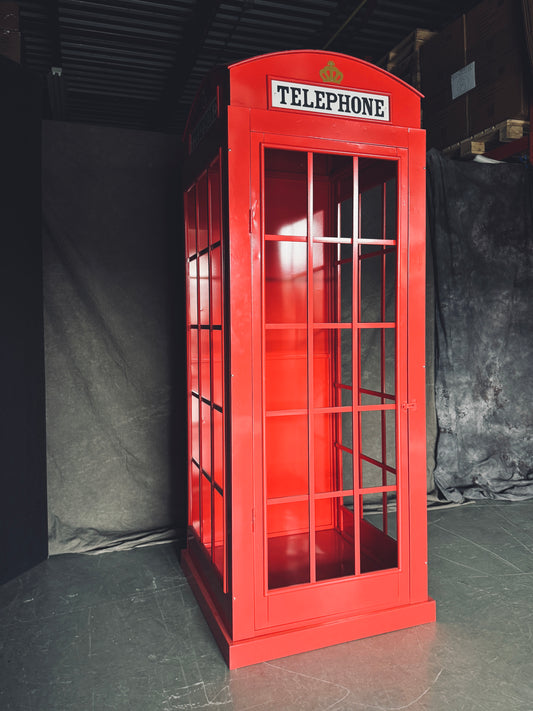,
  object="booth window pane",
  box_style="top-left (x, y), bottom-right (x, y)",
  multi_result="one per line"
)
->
top-left (314, 413), bottom-right (342, 494)
top-left (264, 241), bottom-right (307, 324)
top-left (359, 328), bottom-right (395, 401)
top-left (208, 158), bottom-right (221, 246)
top-left (185, 187), bottom-right (197, 258)
top-left (361, 494), bottom-right (397, 573)
top-left (213, 489), bottom-right (224, 578)
top-left (199, 253), bottom-right (209, 326)
top-left (191, 394), bottom-right (199, 463)
top-left (265, 415), bottom-right (308, 499)
top-left (197, 173), bottom-right (209, 252)
top-left (201, 401), bottom-right (211, 477)
top-left (211, 329), bottom-right (223, 407)
top-left (315, 501), bottom-right (355, 582)
top-left (264, 148), bottom-right (307, 238)
top-left (190, 328), bottom-right (198, 394)
top-left (201, 472), bottom-right (212, 547)
top-left (200, 329), bottom-right (210, 402)
top-left (190, 462), bottom-right (200, 536)
top-left (211, 245), bottom-right (222, 326)
top-left (213, 407), bottom-right (224, 489)
top-left (312, 243), bottom-right (335, 323)
top-left (188, 257), bottom-right (197, 325)
top-left (265, 330), bottom-right (307, 411)
top-left (268, 501), bottom-right (310, 589)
